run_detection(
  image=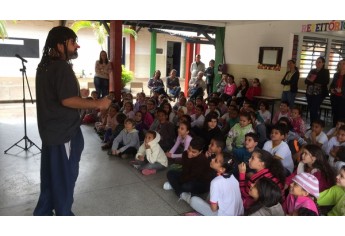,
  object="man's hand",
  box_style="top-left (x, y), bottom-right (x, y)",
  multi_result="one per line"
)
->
top-left (97, 97), bottom-right (112, 111)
